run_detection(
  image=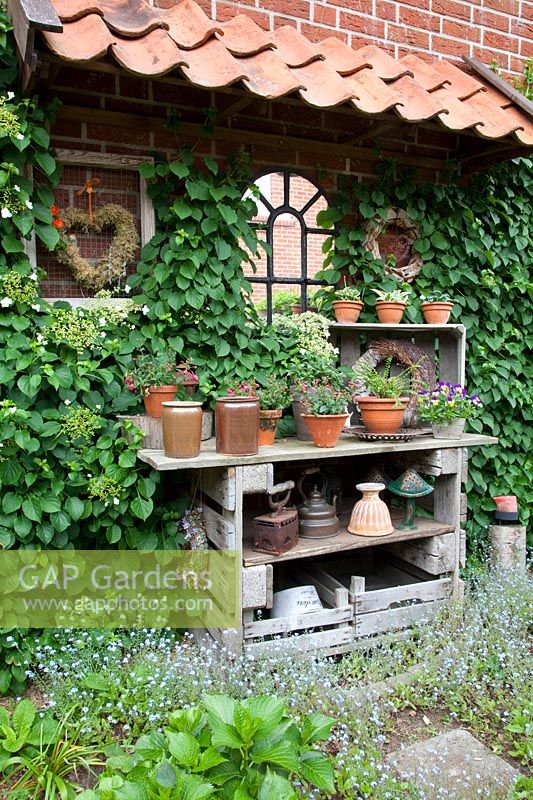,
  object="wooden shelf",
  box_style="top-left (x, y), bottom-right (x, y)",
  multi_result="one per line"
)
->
top-left (330, 322), bottom-right (465, 340)
top-left (242, 512), bottom-right (454, 567)
top-left (138, 433), bottom-right (497, 471)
